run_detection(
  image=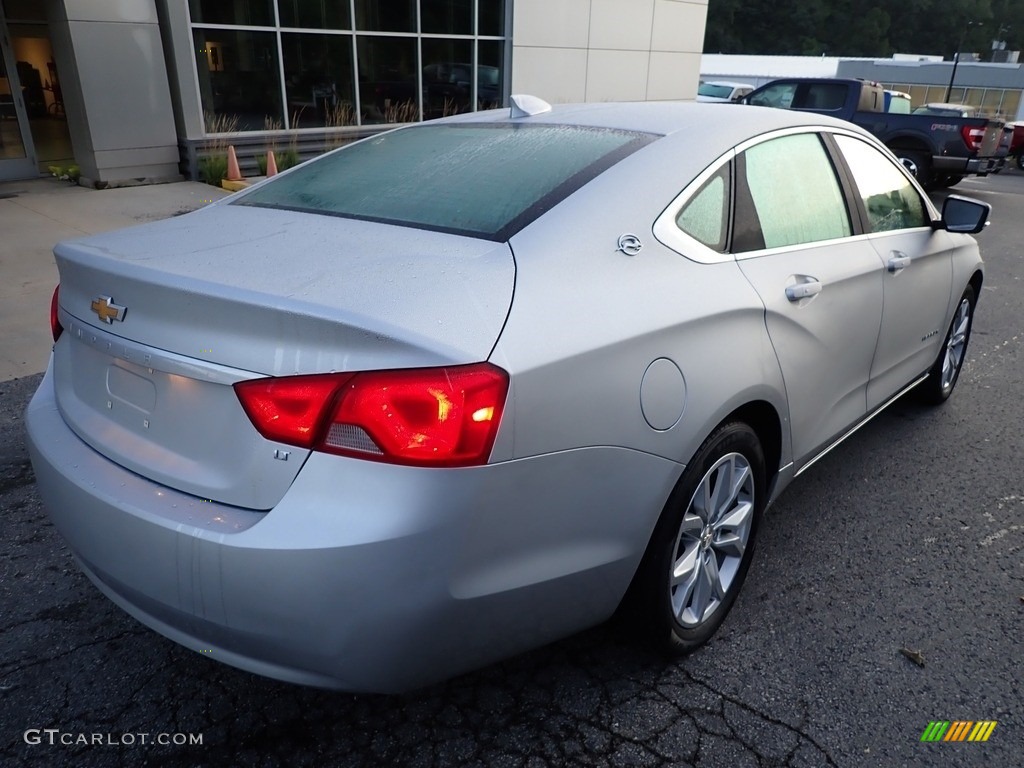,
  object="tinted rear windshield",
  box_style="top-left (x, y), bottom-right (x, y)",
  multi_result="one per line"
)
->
top-left (235, 123), bottom-right (655, 240)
